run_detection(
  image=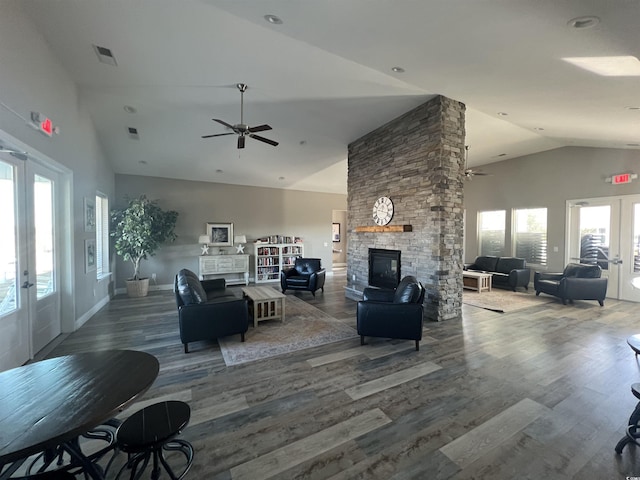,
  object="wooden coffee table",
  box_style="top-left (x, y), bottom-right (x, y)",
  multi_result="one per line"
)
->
top-left (463, 271), bottom-right (492, 293)
top-left (241, 286), bottom-right (286, 327)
